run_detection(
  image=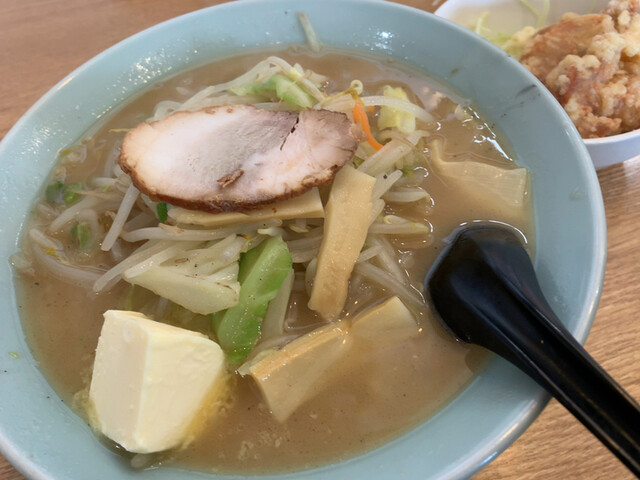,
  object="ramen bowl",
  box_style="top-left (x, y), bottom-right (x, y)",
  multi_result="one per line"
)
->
top-left (0, 1), bottom-right (606, 479)
top-left (436, 0), bottom-right (640, 169)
